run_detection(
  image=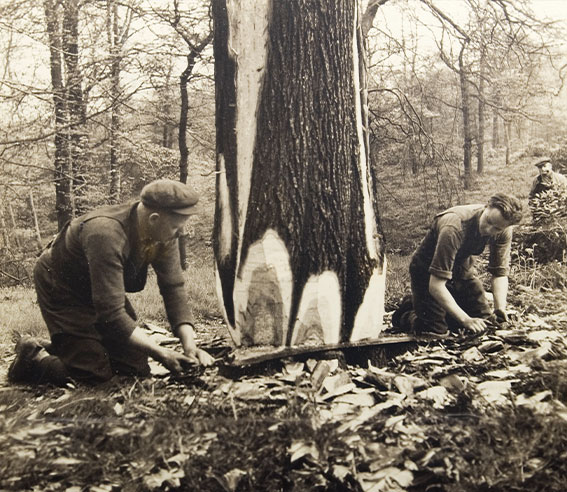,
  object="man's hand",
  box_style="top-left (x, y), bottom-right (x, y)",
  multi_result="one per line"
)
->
top-left (462, 316), bottom-right (487, 334)
top-left (176, 323), bottom-right (215, 366)
top-left (154, 347), bottom-right (199, 374)
top-left (184, 347), bottom-right (215, 367)
top-left (493, 309), bottom-right (509, 324)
